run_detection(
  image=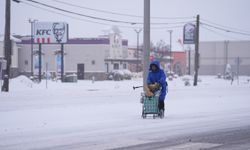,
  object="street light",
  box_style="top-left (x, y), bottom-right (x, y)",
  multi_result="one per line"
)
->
top-left (134, 28), bottom-right (142, 73)
top-left (168, 30), bottom-right (173, 74)
top-left (224, 40), bottom-right (229, 76)
top-left (28, 18), bottom-right (38, 77)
